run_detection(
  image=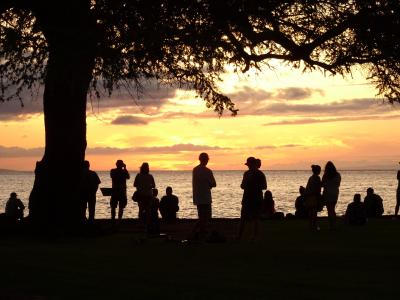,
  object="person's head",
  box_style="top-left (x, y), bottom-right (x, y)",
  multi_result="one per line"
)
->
top-left (83, 160), bottom-right (90, 170)
top-left (199, 152), bottom-right (209, 166)
top-left (116, 159), bottom-right (125, 168)
top-left (140, 162), bottom-right (150, 174)
top-left (367, 187), bottom-right (374, 195)
top-left (152, 188), bottom-right (158, 197)
top-left (166, 186), bottom-right (173, 195)
top-left (255, 159), bottom-right (261, 169)
top-left (324, 161), bottom-right (337, 177)
top-left (299, 186), bottom-right (306, 196)
top-left (353, 193), bottom-right (361, 203)
top-left (10, 192), bottom-right (17, 199)
top-left (311, 164), bottom-right (321, 175)
top-left (245, 156), bottom-right (257, 170)
top-left (264, 190), bottom-right (273, 201)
